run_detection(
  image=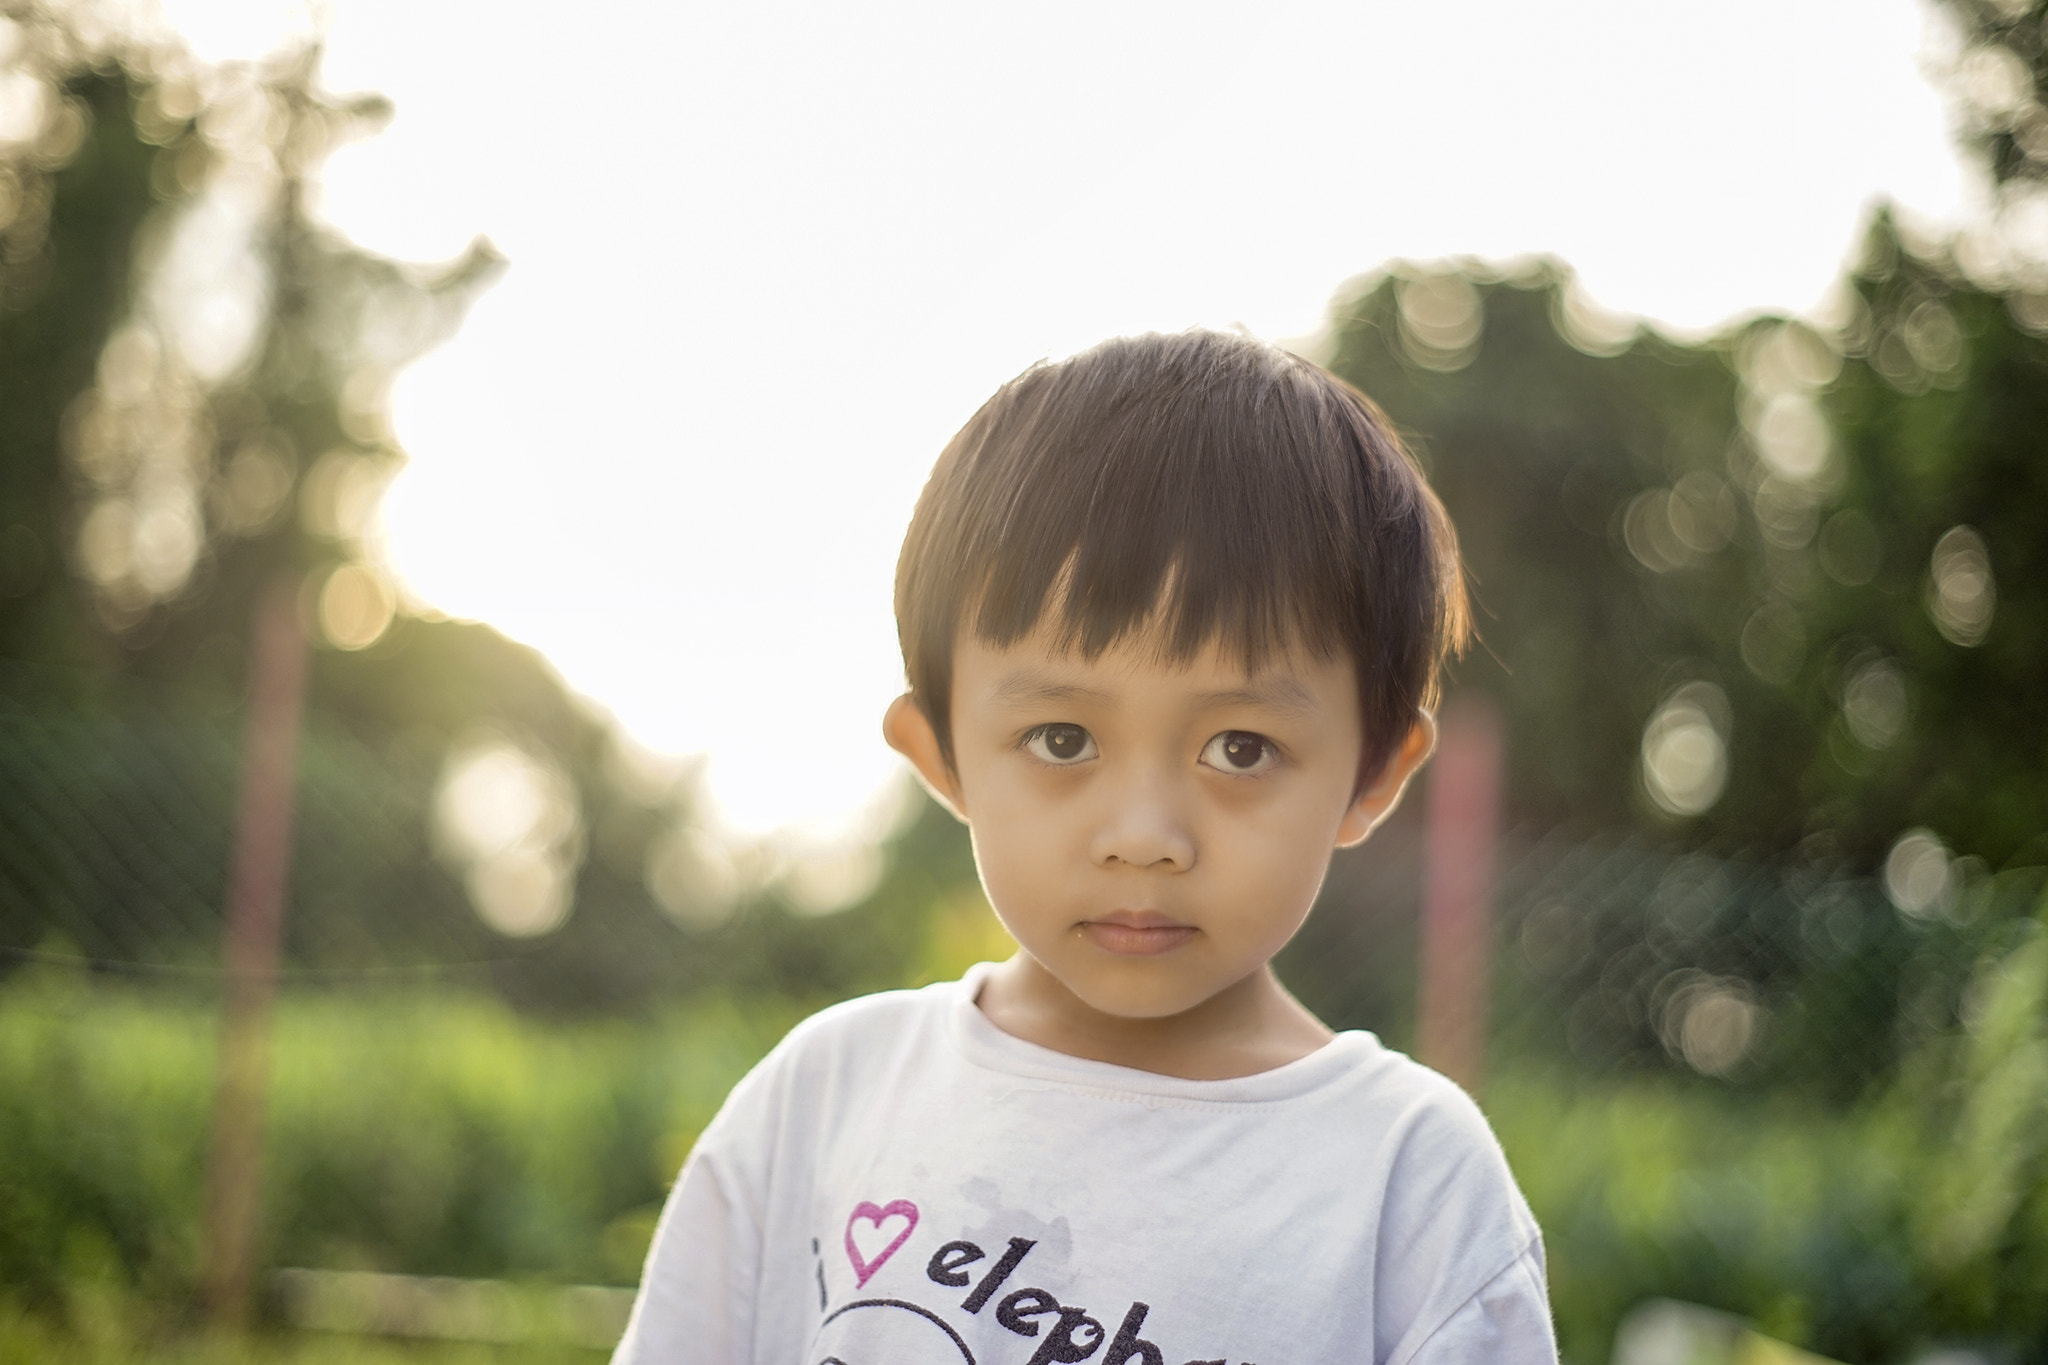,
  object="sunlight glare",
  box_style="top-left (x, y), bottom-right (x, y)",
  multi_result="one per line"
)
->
top-left (302, 0), bottom-right (1971, 838)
